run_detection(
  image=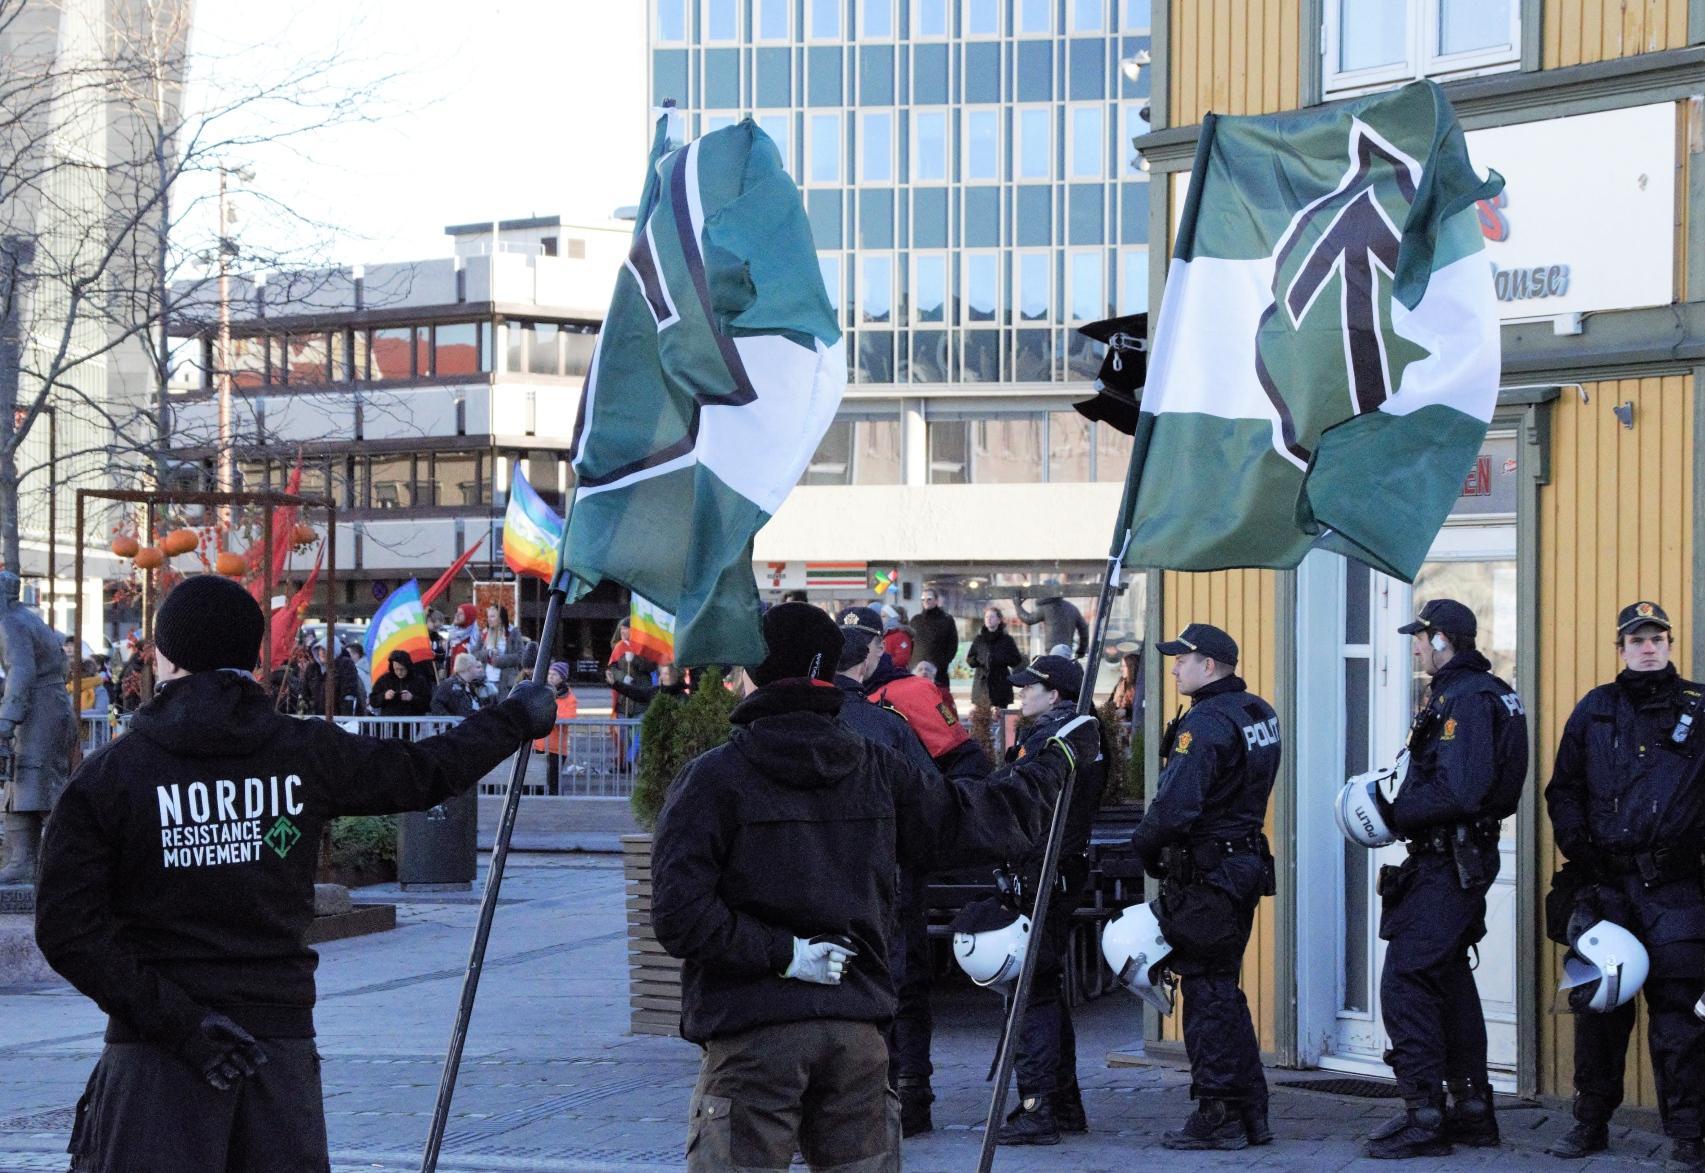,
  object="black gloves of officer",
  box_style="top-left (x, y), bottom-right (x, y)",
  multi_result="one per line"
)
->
top-left (508, 680), bottom-right (559, 739)
top-left (1046, 714), bottom-right (1102, 773)
top-left (179, 1013), bottom-right (268, 1091)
